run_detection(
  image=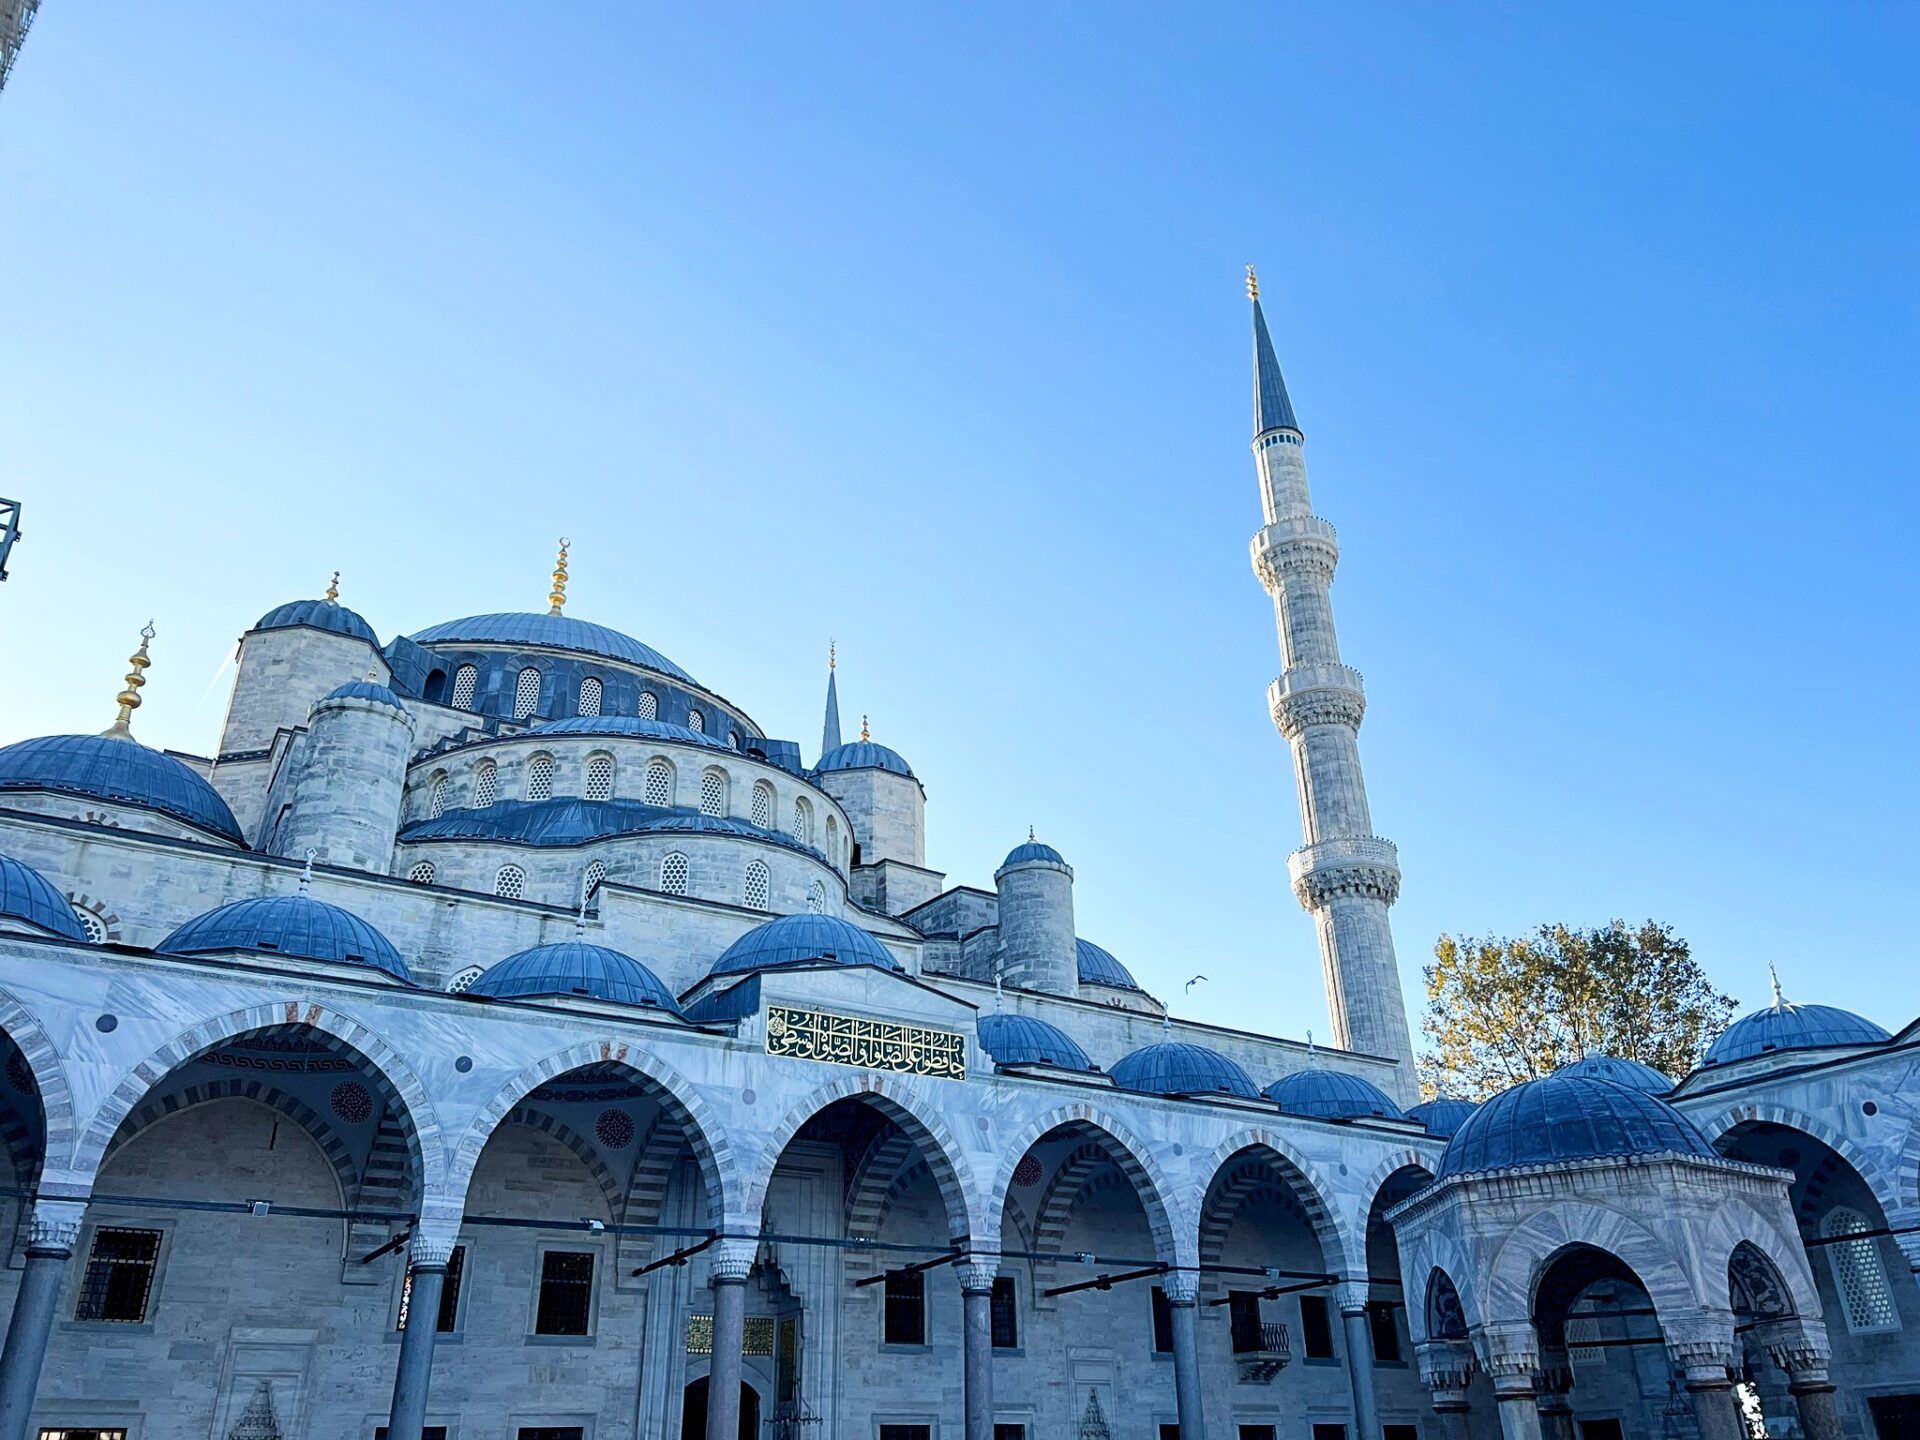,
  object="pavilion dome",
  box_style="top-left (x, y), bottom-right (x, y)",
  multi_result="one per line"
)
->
top-left (463, 941), bottom-right (680, 1013)
top-left (1265, 1067), bottom-right (1406, 1121)
top-left (977, 1013), bottom-right (1097, 1072)
top-left (252, 598), bottom-right (379, 646)
top-left (1075, 938), bottom-right (1140, 991)
top-left (815, 740), bottom-right (914, 778)
top-left (0, 734), bottom-right (245, 846)
top-left (1703, 1000), bottom-right (1890, 1067)
top-left (1110, 1042), bottom-right (1261, 1100)
top-left (1437, 1073), bottom-right (1715, 1180)
top-left (319, 679), bottom-right (407, 713)
top-left (157, 894), bottom-right (412, 982)
top-left (1001, 837), bottom-right (1066, 868)
top-left (709, 912), bottom-right (901, 977)
top-left (0, 854), bottom-right (85, 941)
top-left (1555, 1053), bottom-right (1673, 1094)
top-left (409, 612), bottom-right (694, 684)
top-left (1408, 1096), bottom-right (1478, 1140)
